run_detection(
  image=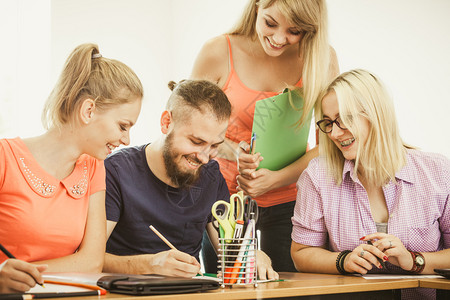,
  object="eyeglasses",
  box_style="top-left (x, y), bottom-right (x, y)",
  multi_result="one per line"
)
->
top-left (316, 117), bottom-right (348, 133)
